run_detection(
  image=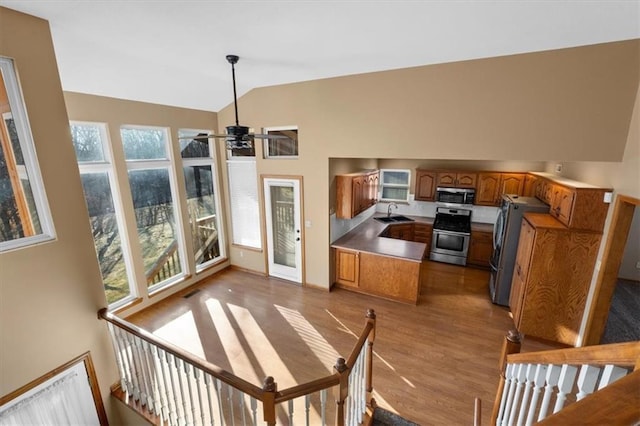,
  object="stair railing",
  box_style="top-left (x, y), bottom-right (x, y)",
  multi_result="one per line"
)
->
top-left (98, 308), bottom-right (376, 425)
top-left (491, 331), bottom-right (640, 426)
